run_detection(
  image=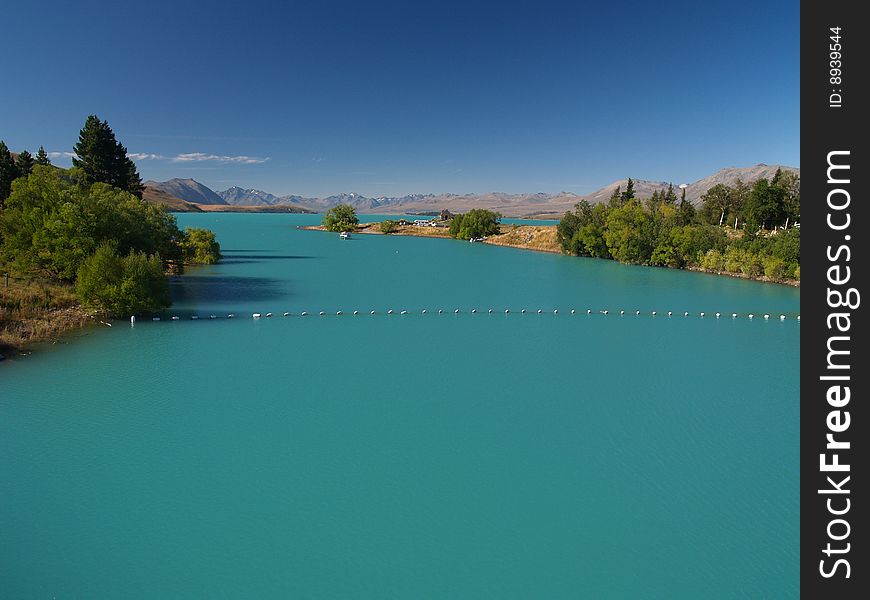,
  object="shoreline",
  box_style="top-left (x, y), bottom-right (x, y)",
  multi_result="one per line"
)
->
top-left (300, 222), bottom-right (800, 287)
